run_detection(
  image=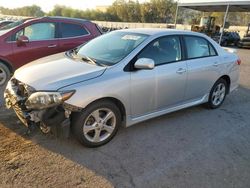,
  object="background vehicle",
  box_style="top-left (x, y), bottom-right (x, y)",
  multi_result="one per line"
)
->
top-left (191, 16), bottom-right (221, 36)
top-left (0, 16), bottom-right (102, 85)
top-left (0, 20), bottom-right (14, 28)
top-left (191, 16), bottom-right (240, 47)
top-left (238, 23), bottom-right (250, 48)
top-left (212, 31), bottom-right (240, 46)
top-left (4, 29), bottom-right (240, 147)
